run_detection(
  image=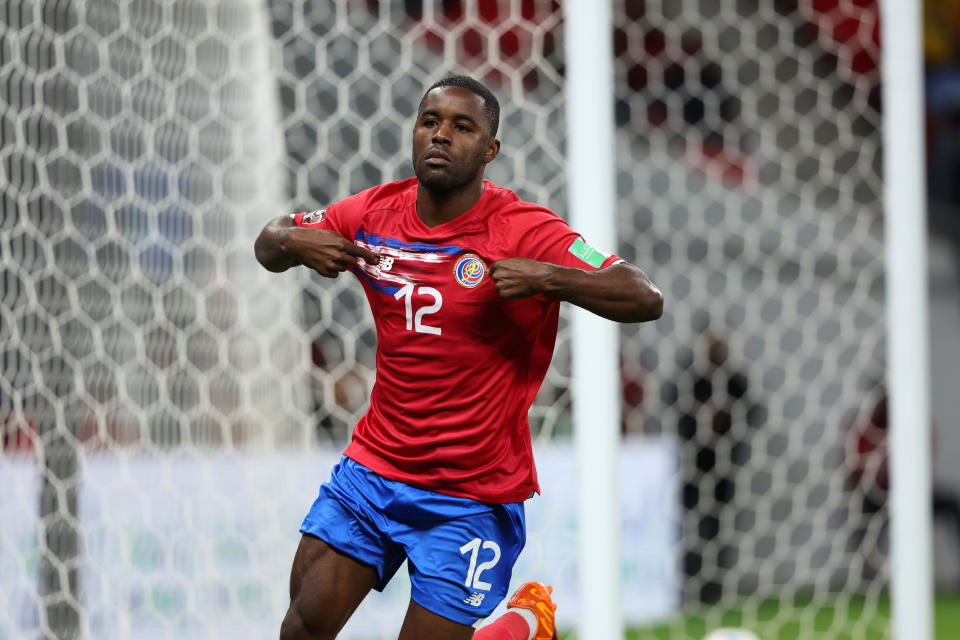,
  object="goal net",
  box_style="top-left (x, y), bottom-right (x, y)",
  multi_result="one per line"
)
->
top-left (1, 0), bottom-right (890, 638)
